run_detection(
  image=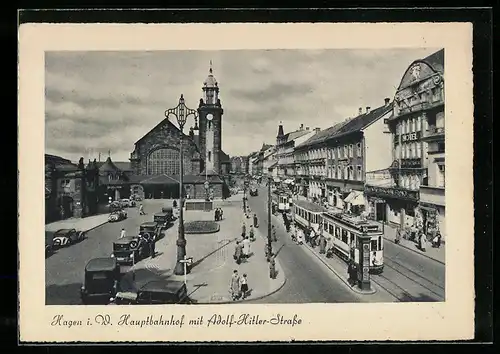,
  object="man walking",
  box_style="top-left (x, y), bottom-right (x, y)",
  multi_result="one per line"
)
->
top-left (120, 228), bottom-right (126, 239)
